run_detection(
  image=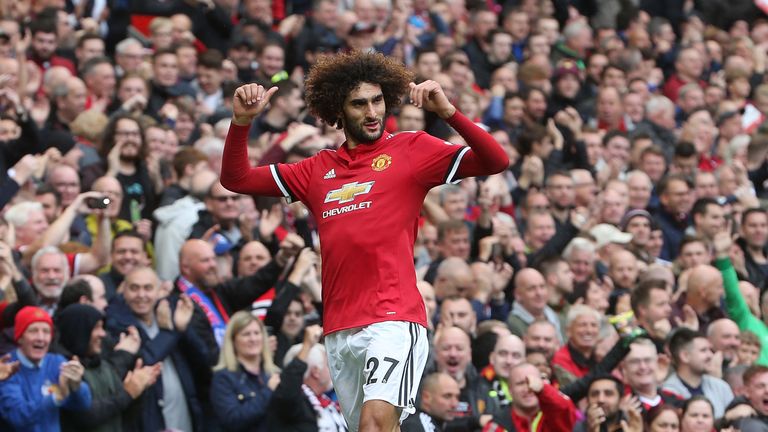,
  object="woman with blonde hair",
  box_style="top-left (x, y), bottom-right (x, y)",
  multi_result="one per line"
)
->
top-left (210, 310), bottom-right (280, 432)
